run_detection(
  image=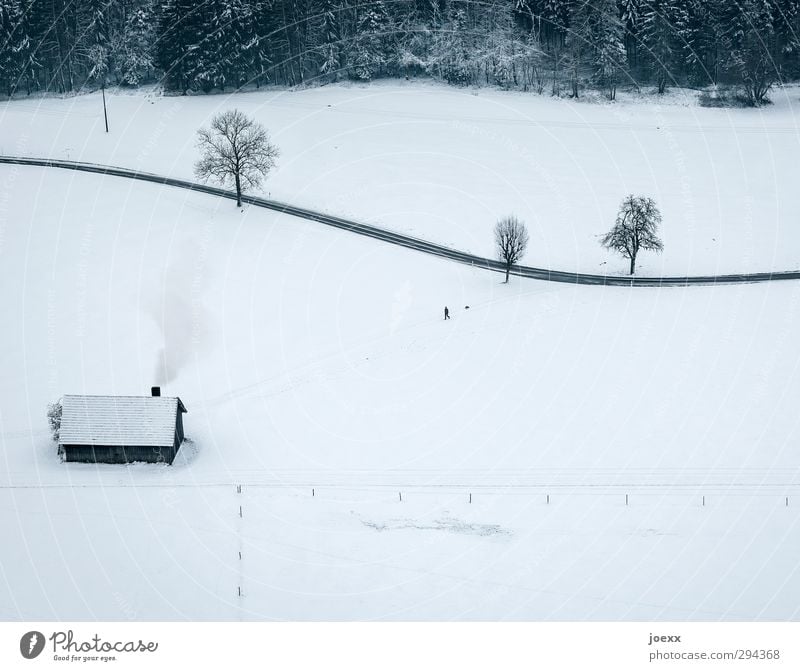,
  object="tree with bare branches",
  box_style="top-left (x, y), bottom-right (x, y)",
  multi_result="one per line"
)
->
top-left (495, 215), bottom-right (530, 283)
top-left (195, 109), bottom-right (280, 207)
top-left (601, 195), bottom-right (664, 275)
